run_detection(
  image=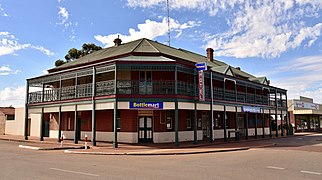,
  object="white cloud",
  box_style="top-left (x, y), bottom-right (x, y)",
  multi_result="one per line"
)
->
top-left (57, 6), bottom-right (71, 27)
top-left (128, 0), bottom-right (322, 58)
top-left (206, 1), bottom-right (322, 58)
top-left (31, 46), bottom-right (54, 56)
top-left (0, 3), bottom-right (9, 17)
top-left (0, 65), bottom-right (20, 76)
top-left (0, 86), bottom-right (25, 107)
top-left (95, 17), bottom-right (200, 47)
top-left (56, 6), bottom-right (77, 41)
top-left (127, 0), bottom-right (235, 16)
top-left (268, 55), bottom-right (322, 102)
top-left (0, 31), bottom-right (54, 56)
